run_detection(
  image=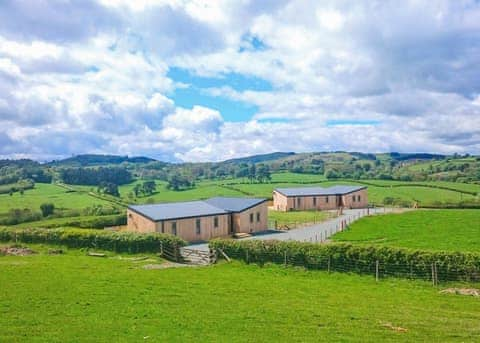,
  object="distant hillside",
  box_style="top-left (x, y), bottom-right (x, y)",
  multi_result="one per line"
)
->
top-left (223, 152), bottom-right (296, 164)
top-left (47, 154), bottom-right (157, 167)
